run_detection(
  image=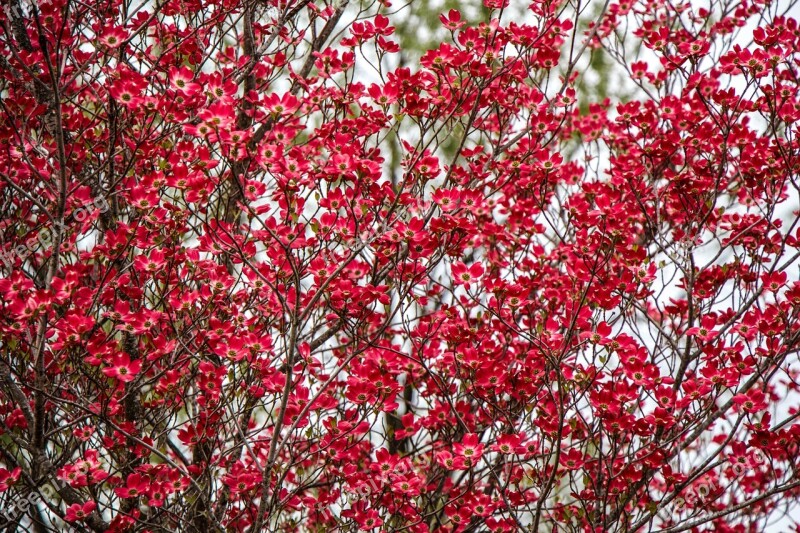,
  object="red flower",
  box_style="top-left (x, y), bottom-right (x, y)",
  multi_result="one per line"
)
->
top-left (169, 66), bottom-right (201, 95)
top-left (97, 26), bottom-right (127, 48)
top-left (452, 261), bottom-right (484, 286)
top-left (102, 354), bottom-right (142, 383)
top-left (560, 448), bottom-right (586, 470)
top-left (0, 467), bottom-right (21, 492)
top-left (115, 473), bottom-right (150, 498)
top-left (686, 315), bottom-right (719, 342)
top-left (492, 434), bottom-right (522, 455)
top-left (65, 501), bottom-right (96, 522)
top-left (454, 434), bottom-right (485, 463)
top-left (733, 390), bottom-right (768, 414)
top-left (439, 9), bottom-right (465, 30)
